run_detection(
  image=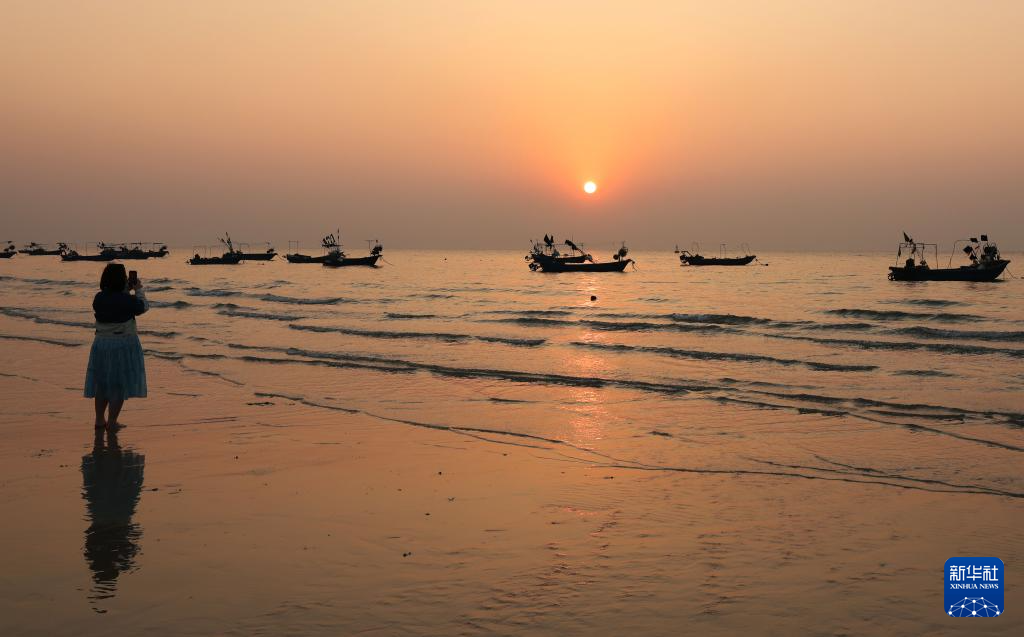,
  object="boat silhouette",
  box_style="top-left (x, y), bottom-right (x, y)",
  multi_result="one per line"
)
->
top-left (60, 243), bottom-right (118, 262)
top-left (888, 233), bottom-right (1010, 282)
top-left (286, 231), bottom-right (344, 263)
top-left (532, 241), bottom-right (633, 273)
top-left (526, 236), bottom-right (593, 268)
top-left (18, 242), bottom-right (63, 256)
top-left (236, 241), bottom-right (277, 261)
top-left (679, 243), bottom-right (756, 266)
top-left (188, 235), bottom-right (244, 265)
top-left (322, 240), bottom-right (383, 267)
